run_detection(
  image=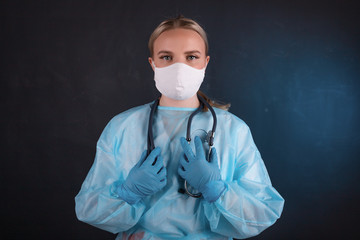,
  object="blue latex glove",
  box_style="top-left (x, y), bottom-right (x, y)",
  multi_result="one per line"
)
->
top-left (117, 147), bottom-right (167, 205)
top-left (178, 136), bottom-right (226, 202)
